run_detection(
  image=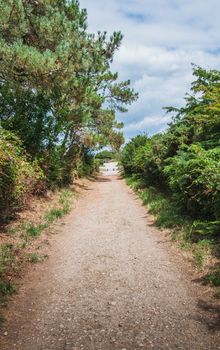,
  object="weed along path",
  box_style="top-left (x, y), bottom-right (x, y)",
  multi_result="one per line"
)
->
top-left (0, 172), bottom-right (220, 350)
